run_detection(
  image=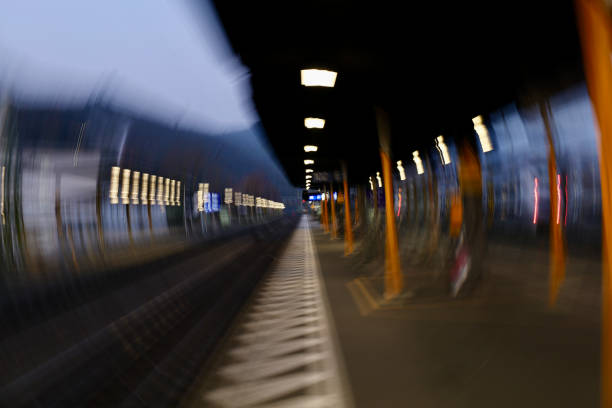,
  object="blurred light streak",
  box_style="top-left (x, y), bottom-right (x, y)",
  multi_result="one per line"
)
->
top-left (300, 69), bottom-right (337, 87)
top-left (305, 169), bottom-right (313, 173)
top-left (556, 174), bottom-right (561, 224)
top-left (533, 177), bottom-right (539, 224)
top-left (397, 188), bottom-right (402, 217)
top-left (1, 166), bottom-right (5, 225)
top-left (565, 175), bottom-right (568, 226)
top-left (304, 145), bottom-right (318, 152)
top-left (369, 176), bottom-right (374, 191)
top-left (376, 172), bottom-right (382, 188)
top-left (304, 159), bottom-right (314, 165)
